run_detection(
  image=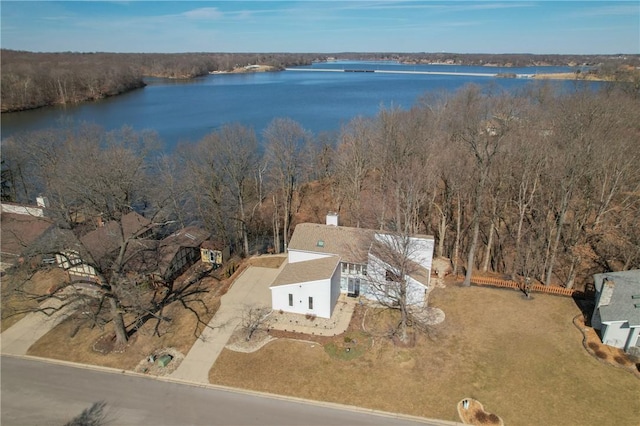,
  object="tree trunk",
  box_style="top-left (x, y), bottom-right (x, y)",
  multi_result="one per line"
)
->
top-left (452, 194), bottom-right (462, 276)
top-left (463, 170), bottom-right (487, 287)
top-left (482, 221), bottom-right (494, 272)
top-left (545, 191), bottom-right (570, 286)
top-left (109, 297), bottom-right (128, 345)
